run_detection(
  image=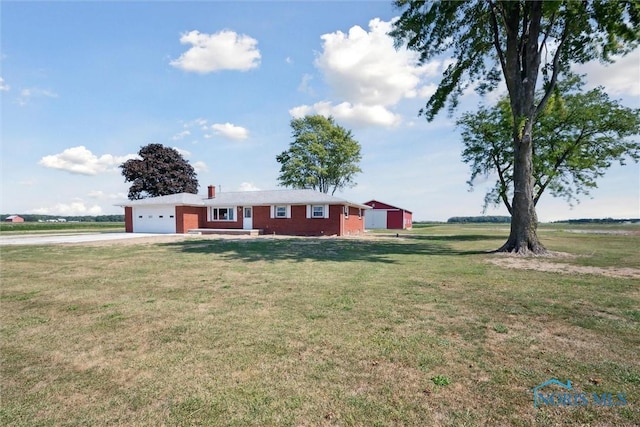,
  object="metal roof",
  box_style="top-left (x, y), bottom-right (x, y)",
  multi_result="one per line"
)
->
top-left (363, 199), bottom-right (413, 214)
